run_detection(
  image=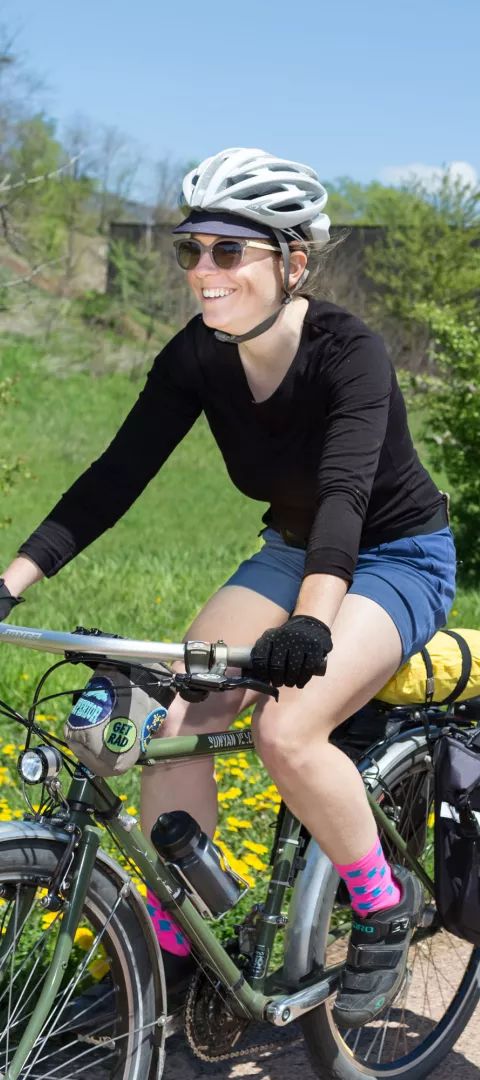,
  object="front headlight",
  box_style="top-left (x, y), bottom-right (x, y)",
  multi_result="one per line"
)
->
top-left (17, 746), bottom-right (63, 785)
